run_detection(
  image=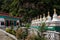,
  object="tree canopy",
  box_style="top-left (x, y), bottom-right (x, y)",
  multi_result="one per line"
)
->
top-left (0, 0), bottom-right (60, 22)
